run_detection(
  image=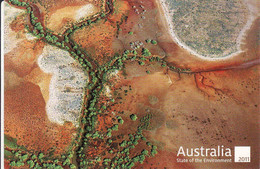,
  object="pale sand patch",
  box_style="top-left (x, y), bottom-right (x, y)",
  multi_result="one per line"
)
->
top-left (104, 85), bottom-right (112, 98)
top-left (75, 4), bottom-right (97, 21)
top-left (25, 33), bottom-right (38, 41)
top-left (106, 69), bottom-right (119, 79)
top-left (237, 0), bottom-right (260, 48)
top-left (156, 0), bottom-right (259, 61)
top-left (48, 4), bottom-right (97, 31)
top-left (38, 45), bottom-right (88, 126)
top-left (4, 2), bottom-right (25, 54)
